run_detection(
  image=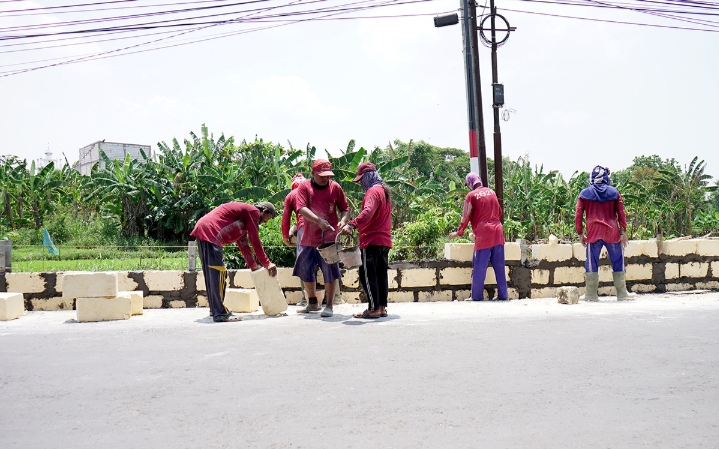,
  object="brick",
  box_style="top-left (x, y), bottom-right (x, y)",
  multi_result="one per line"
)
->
top-left (197, 295), bottom-right (208, 307)
top-left (642, 240), bottom-right (659, 258)
top-left (168, 300), bottom-right (186, 308)
top-left (144, 270), bottom-right (183, 291)
top-left (388, 270), bottom-right (399, 289)
top-left (276, 268), bottom-right (297, 288)
top-left (439, 267), bottom-right (472, 286)
top-left (340, 291), bottom-right (362, 304)
top-left (532, 287), bottom-right (556, 298)
top-left (62, 272), bottom-right (118, 299)
top-left (623, 241), bottom-right (643, 258)
top-left (342, 269), bottom-right (360, 289)
top-left (444, 243), bottom-right (473, 262)
top-left (250, 268), bottom-right (288, 316)
top-left (554, 266), bottom-right (584, 284)
top-left (388, 291), bottom-right (415, 303)
top-left (665, 283), bottom-right (694, 292)
top-left (117, 291), bottom-right (143, 315)
top-left (223, 288), bottom-right (259, 313)
top-left (531, 269), bottom-right (550, 285)
top-left (598, 266), bottom-right (614, 283)
top-left (485, 267), bottom-right (509, 285)
top-left (284, 290), bottom-right (304, 305)
top-left (626, 264), bottom-right (652, 281)
top-left (196, 271), bottom-right (206, 292)
top-left (507, 288), bottom-right (520, 300)
top-left (400, 268), bottom-right (436, 288)
top-left (504, 242), bottom-right (522, 261)
top-left (76, 297), bottom-right (131, 322)
top-left (662, 239), bottom-right (697, 256)
top-left (573, 243), bottom-right (586, 262)
top-left (29, 297), bottom-right (72, 311)
top-left (418, 290), bottom-right (453, 302)
top-left (696, 281), bottom-right (719, 290)
top-left (696, 239), bottom-right (719, 256)
top-left (681, 262), bottom-right (708, 278)
top-left (631, 284), bottom-right (655, 293)
top-left (531, 243), bottom-right (573, 262)
top-left (557, 286), bottom-right (579, 304)
top-left (598, 286), bottom-right (616, 296)
top-left (454, 290), bottom-right (472, 301)
top-left (665, 263), bottom-right (679, 280)
top-left (6, 273), bottom-right (46, 294)
top-left (144, 295), bottom-right (163, 309)
top-left (0, 292), bottom-right (24, 321)
top-left (117, 272), bottom-right (139, 292)
top-left (233, 269), bottom-right (254, 288)
top-left (712, 262), bottom-right (719, 278)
